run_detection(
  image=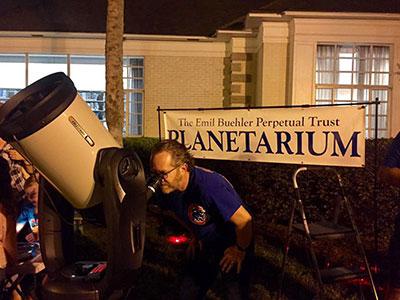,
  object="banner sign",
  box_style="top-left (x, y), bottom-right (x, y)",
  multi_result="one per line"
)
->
top-left (163, 106), bottom-right (365, 167)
